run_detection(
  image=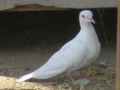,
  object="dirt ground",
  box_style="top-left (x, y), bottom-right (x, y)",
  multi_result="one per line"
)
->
top-left (0, 35), bottom-right (116, 90)
top-left (0, 8), bottom-right (117, 90)
top-left (0, 9), bottom-right (117, 90)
